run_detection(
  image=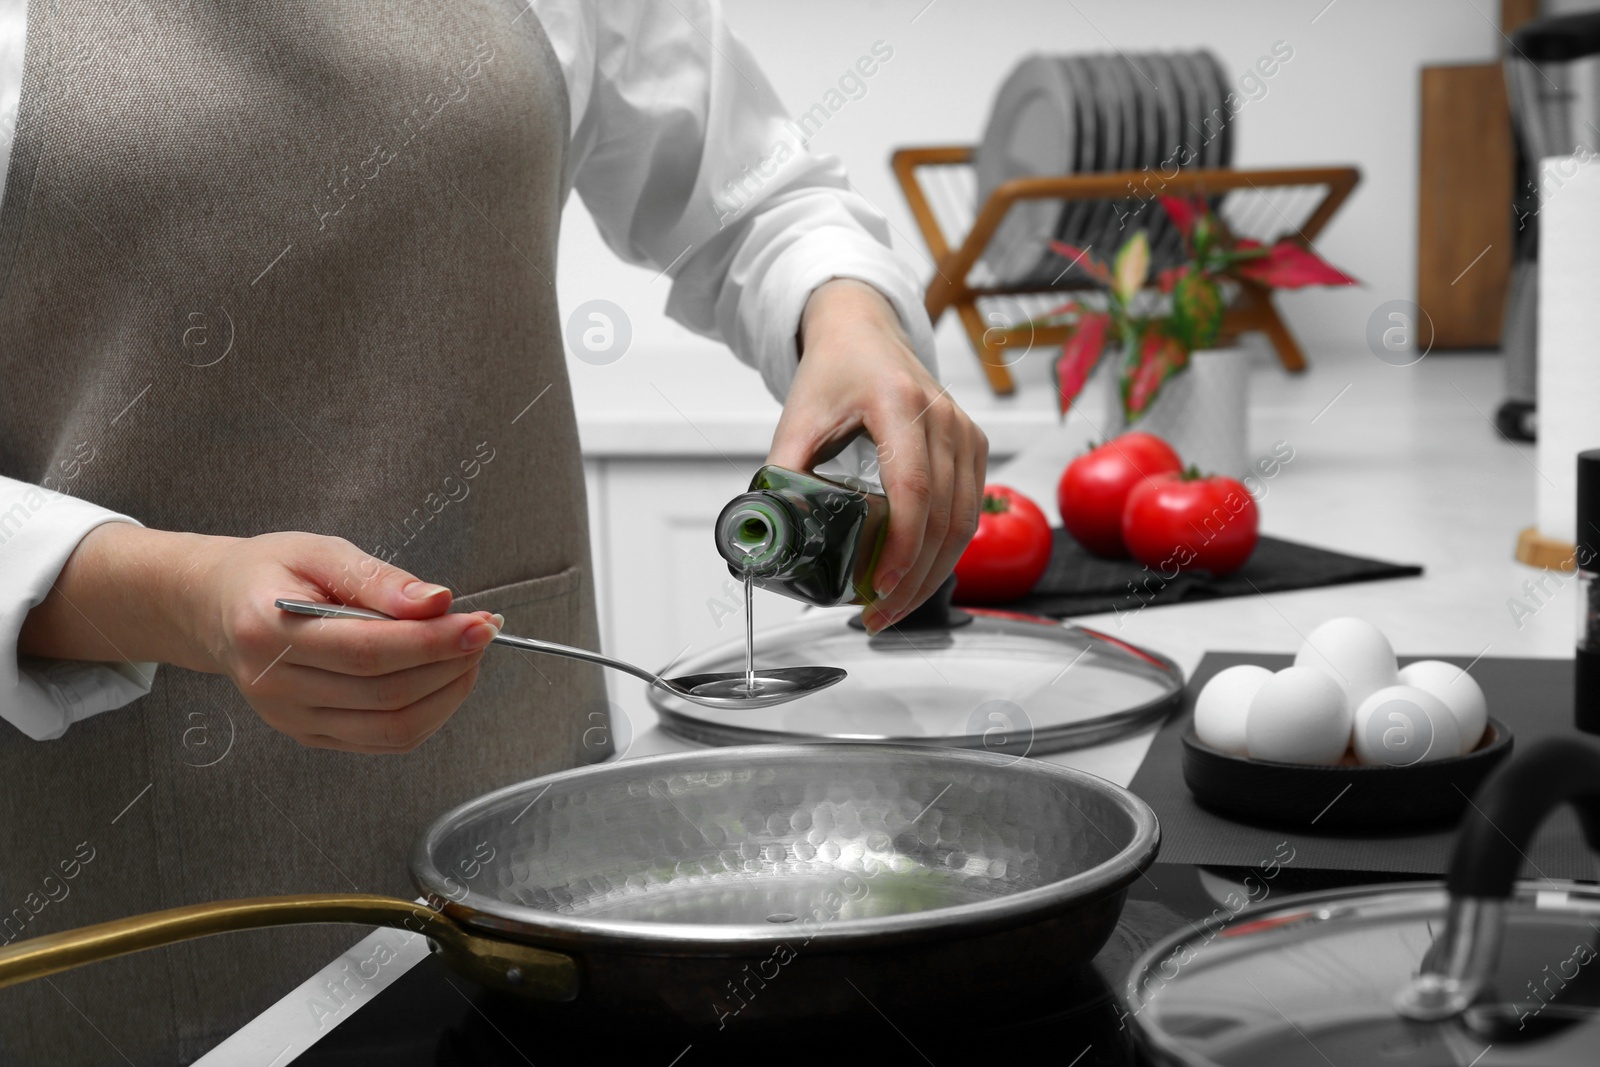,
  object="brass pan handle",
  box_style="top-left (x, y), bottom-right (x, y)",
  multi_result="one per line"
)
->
top-left (0, 893), bottom-right (578, 1001)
